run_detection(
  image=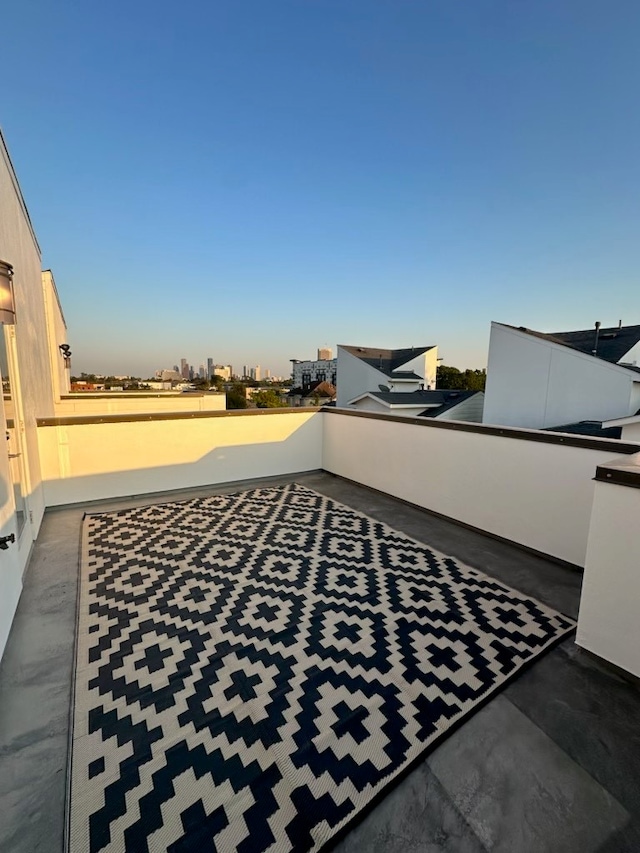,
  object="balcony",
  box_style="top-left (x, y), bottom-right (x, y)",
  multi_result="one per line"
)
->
top-left (1, 408), bottom-right (640, 852)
